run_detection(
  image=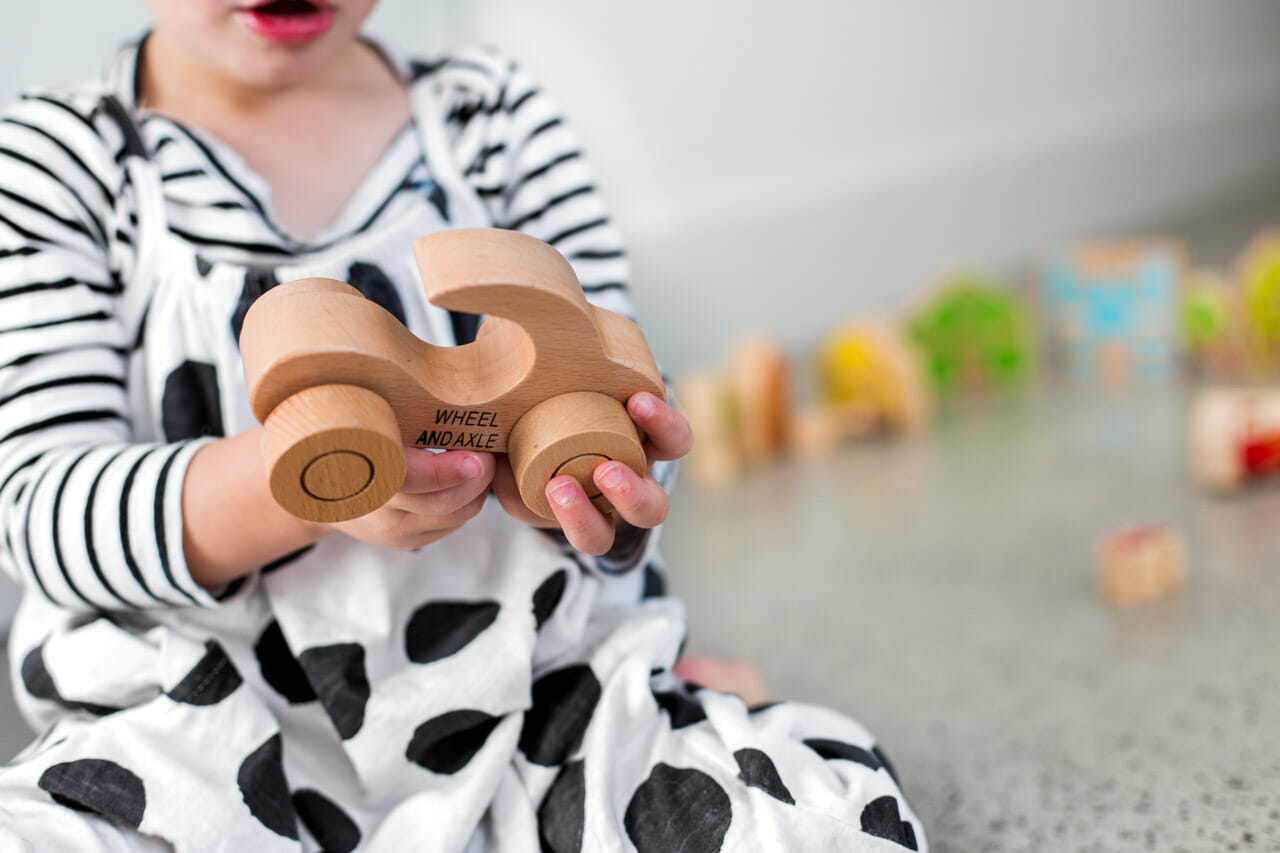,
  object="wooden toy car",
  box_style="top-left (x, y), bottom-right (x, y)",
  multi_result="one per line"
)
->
top-left (239, 228), bottom-right (664, 523)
